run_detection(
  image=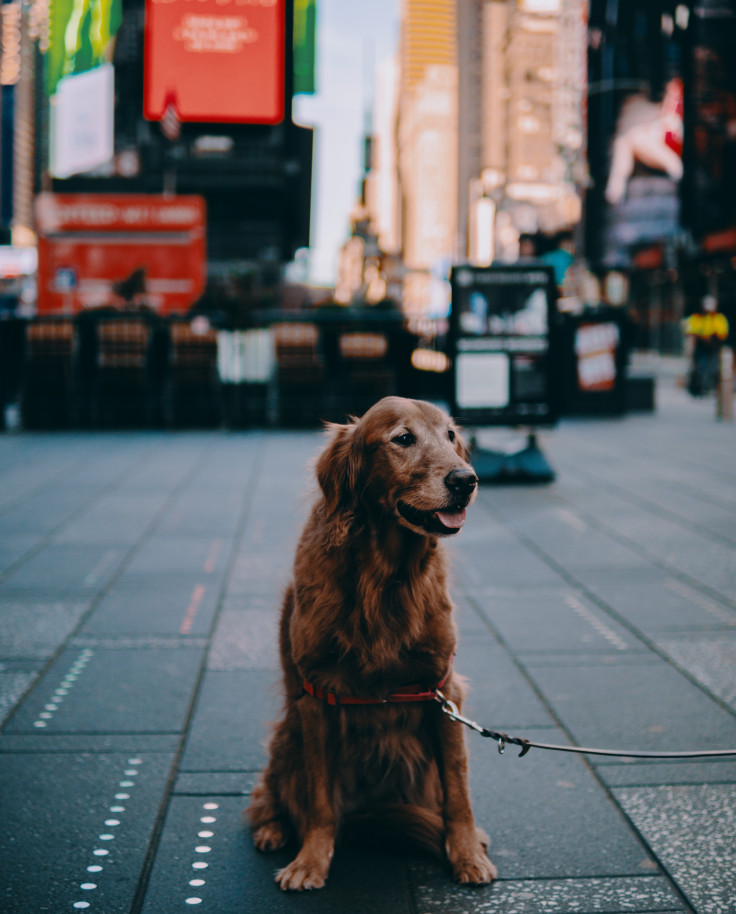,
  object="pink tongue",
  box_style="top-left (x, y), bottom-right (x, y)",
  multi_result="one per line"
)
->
top-left (435, 508), bottom-right (466, 529)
